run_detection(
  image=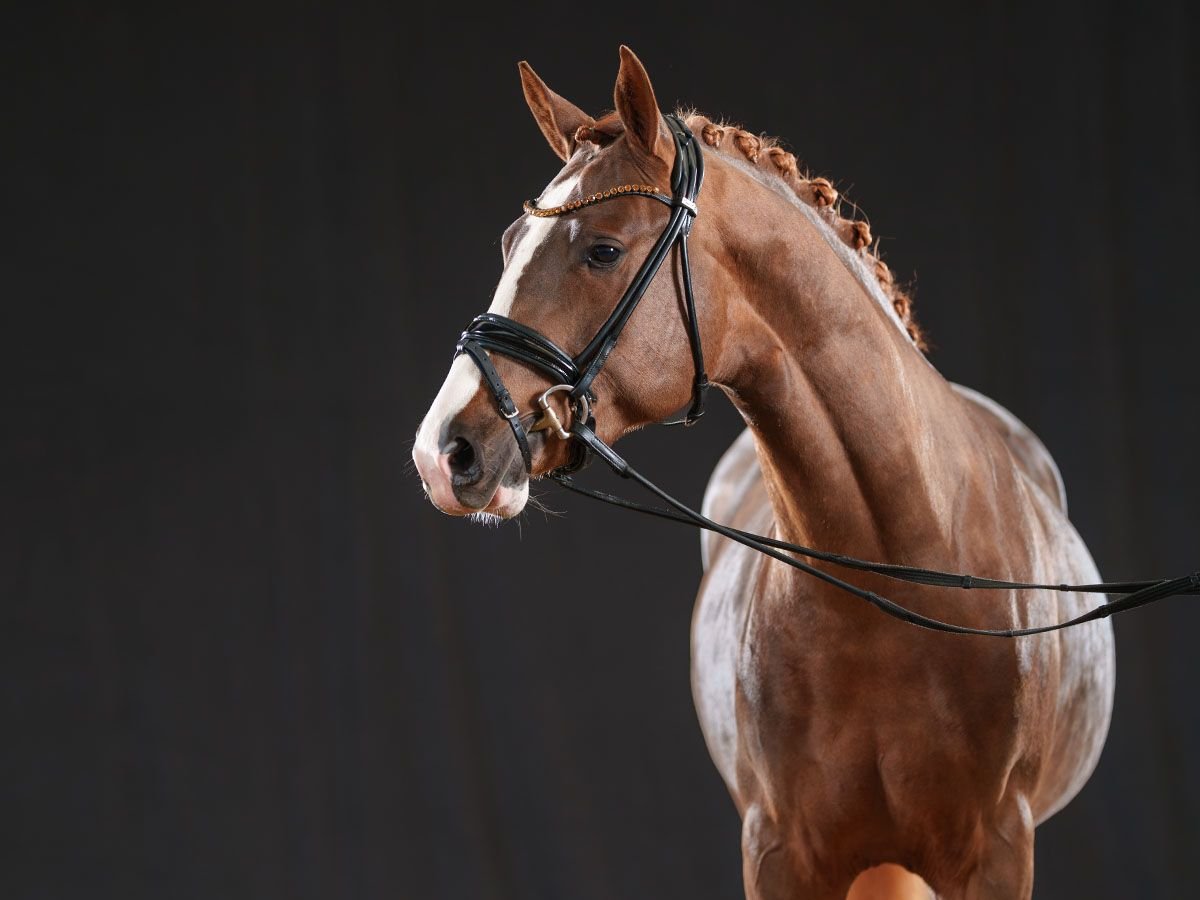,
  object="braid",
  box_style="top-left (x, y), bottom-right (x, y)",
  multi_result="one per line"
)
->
top-left (682, 112), bottom-right (927, 353)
